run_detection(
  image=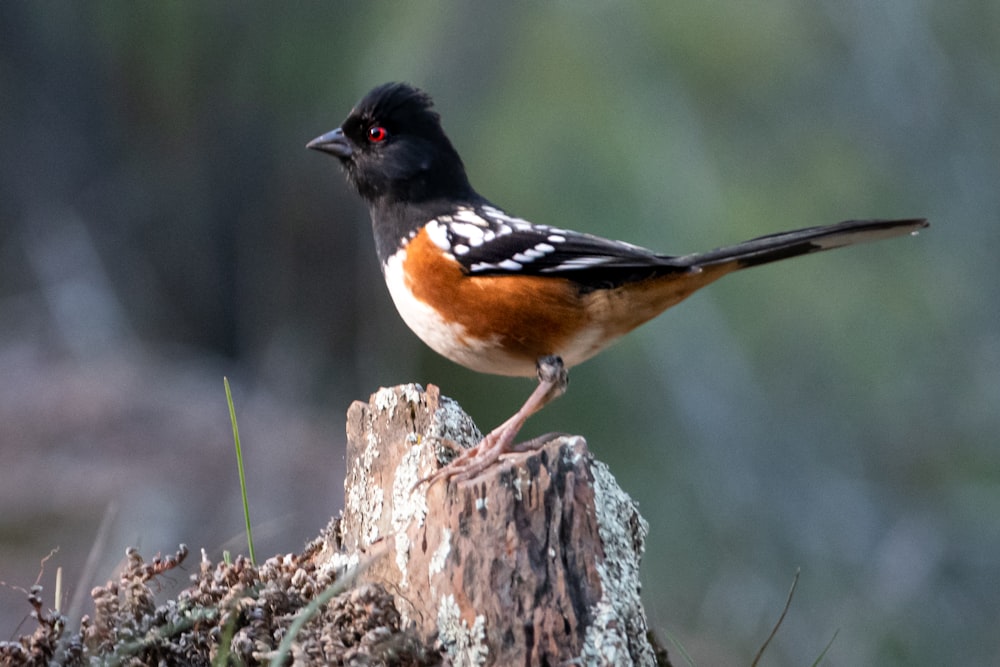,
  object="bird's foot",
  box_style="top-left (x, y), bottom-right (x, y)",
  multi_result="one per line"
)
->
top-left (417, 356), bottom-right (568, 488)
